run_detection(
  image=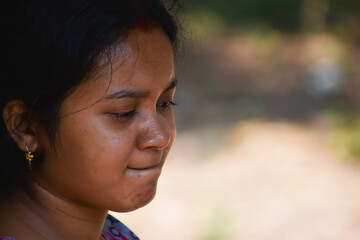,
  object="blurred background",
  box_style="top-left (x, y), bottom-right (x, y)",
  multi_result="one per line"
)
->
top-left (113, 1), bottom-right (360, 239)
